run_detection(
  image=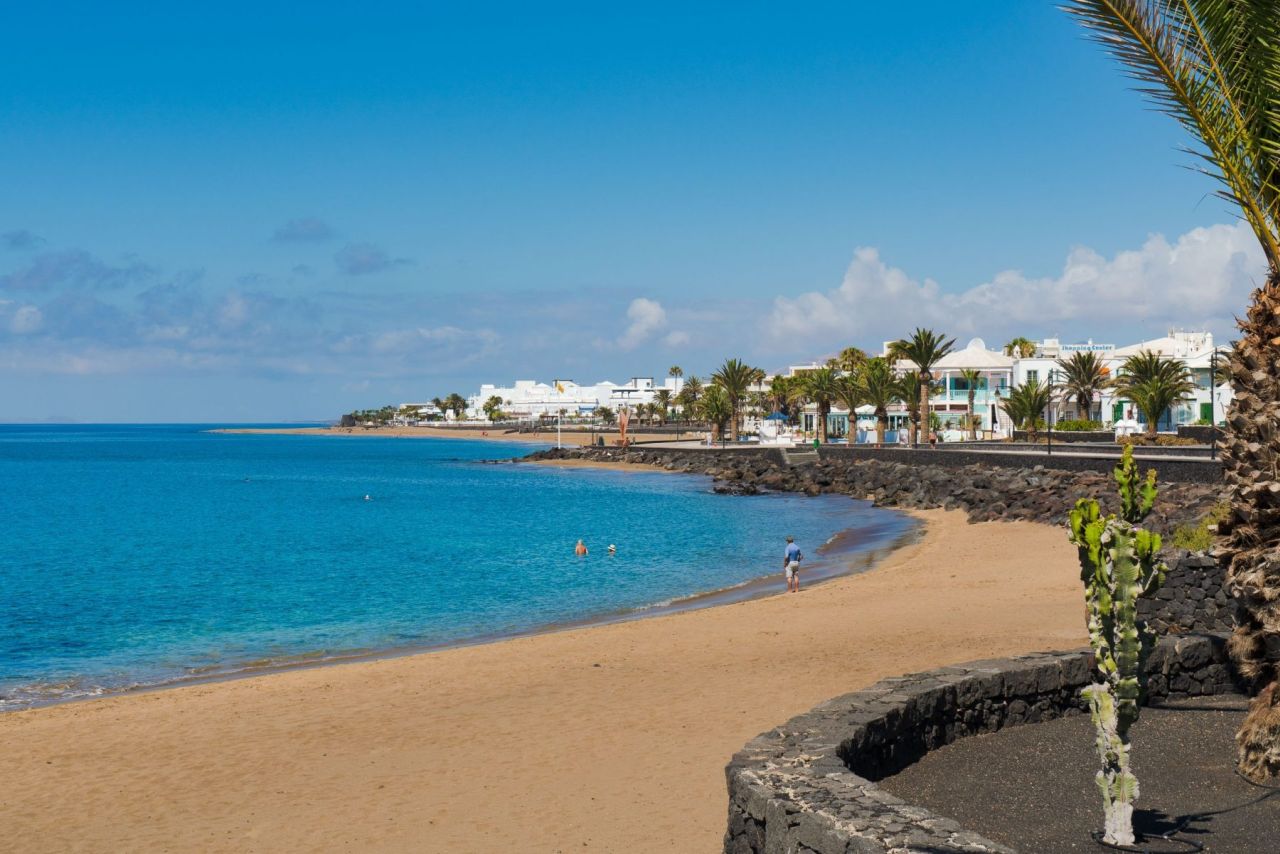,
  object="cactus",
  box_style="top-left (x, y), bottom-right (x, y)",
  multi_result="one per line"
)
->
top-left (1068, 446), bottom-right (1166, 847)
